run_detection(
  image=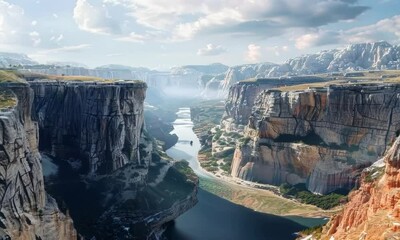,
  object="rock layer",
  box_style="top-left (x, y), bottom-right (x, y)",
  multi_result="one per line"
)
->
top-left (0, 83), bottom-right (76, 240)
top-left (231, 84), bottom-right (400, 194)
top-left (31, 81), bottom-right (147, 175)
top-left (28, 80), bottom-right (197, 239)
top-left (321, 136), bottom-right (400, 239)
